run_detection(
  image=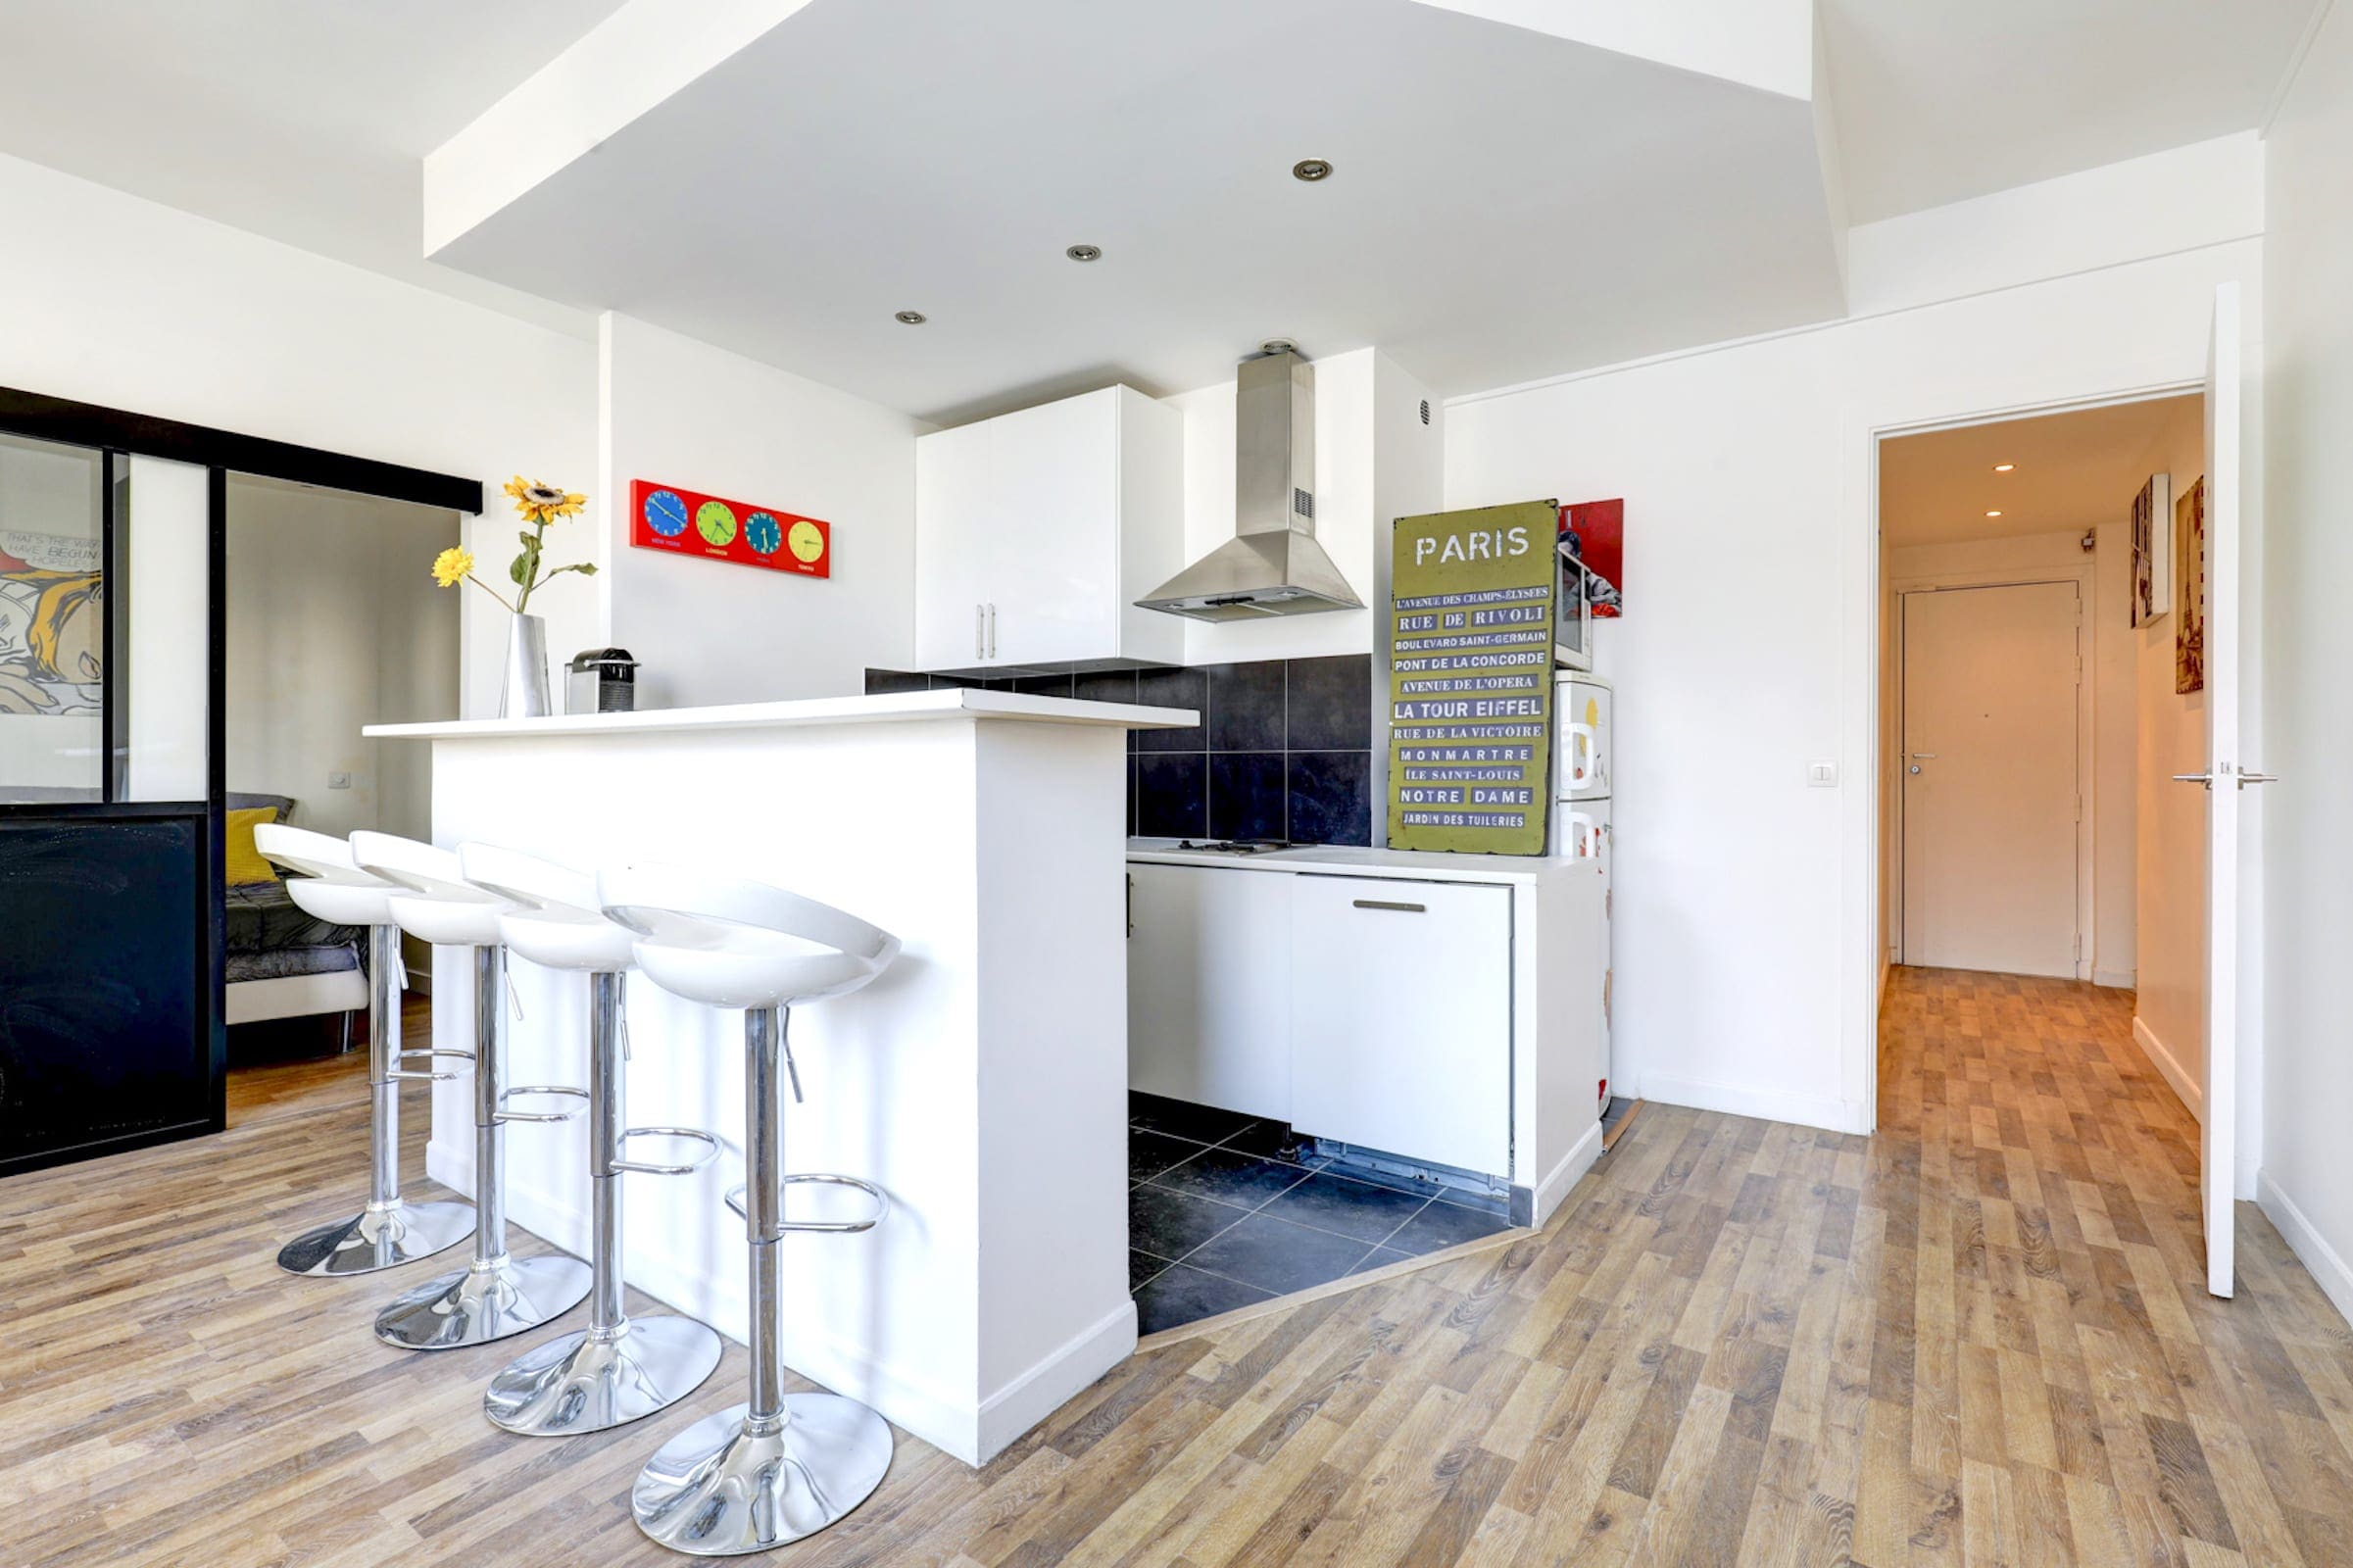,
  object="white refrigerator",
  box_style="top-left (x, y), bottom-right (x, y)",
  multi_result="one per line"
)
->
top-left (1553, 673), bottom-right (1614, 1108)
